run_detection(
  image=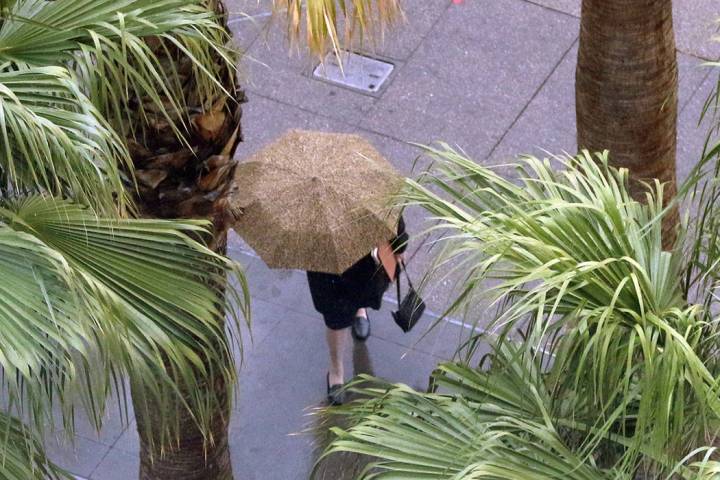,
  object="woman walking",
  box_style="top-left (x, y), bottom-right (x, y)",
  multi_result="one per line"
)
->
top-left (307, 217), bottom-right (408, 405)
top-left (228, 129), bottom-right (409, 404)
